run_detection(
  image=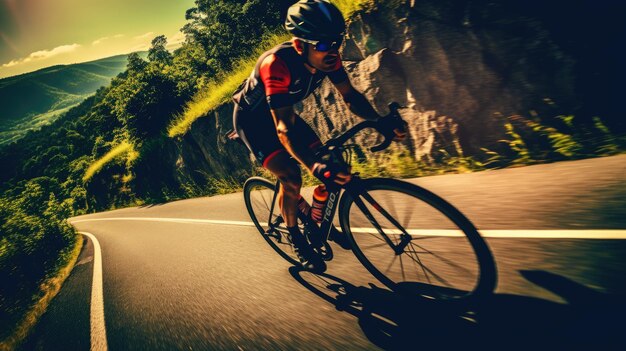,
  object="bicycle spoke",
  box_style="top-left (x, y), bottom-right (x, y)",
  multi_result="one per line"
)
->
top-left (409, 235), bottom-right (441, 241)
top-left (399, 254), bottom-right (406, 281)
top-left (384, 255), bottom-right (398, 276)
top-left (406, 244), bottom-right (431, 284)
top-left (378, 194), bottom-right (400, 227)
top-left (406, 241), bottom-right (475, 275)
top-left (360, 241), bottom-right (393, 251)
top-left (402, 199), bottom-right (414, 231)
top-left (252, 189), bottom-right (273, 228)
top-left (264, 190), bottom-right (277, 226)
top-left (246, 179), bottom-right (300, 265)
top-left (402, 248), bottom-right (453, 287)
